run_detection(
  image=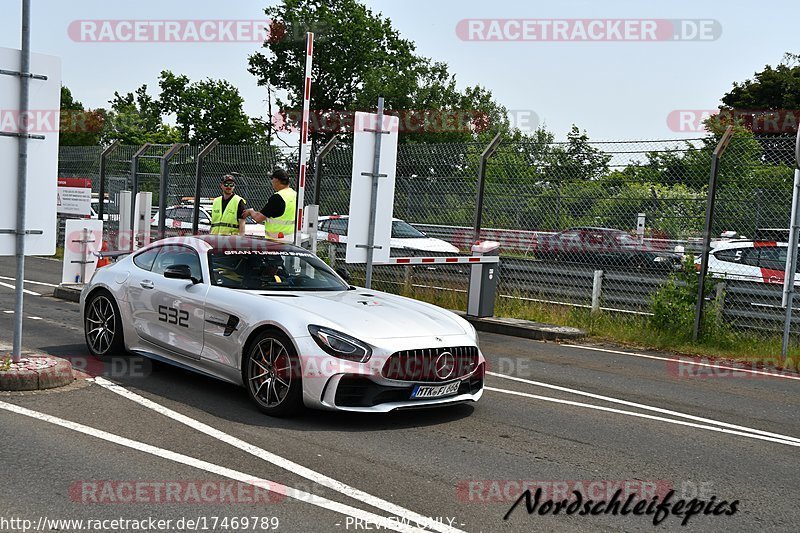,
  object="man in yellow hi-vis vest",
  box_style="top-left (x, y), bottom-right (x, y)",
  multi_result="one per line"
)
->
top-left (244, 168), bottom-right (297, 241)
top-left (210, 174), bottom-right (247, 236)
